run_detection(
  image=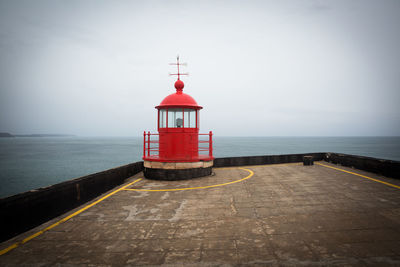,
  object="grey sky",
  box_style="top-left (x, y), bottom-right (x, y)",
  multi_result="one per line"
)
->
top-left (0, 0), bottom-right (399, 136)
